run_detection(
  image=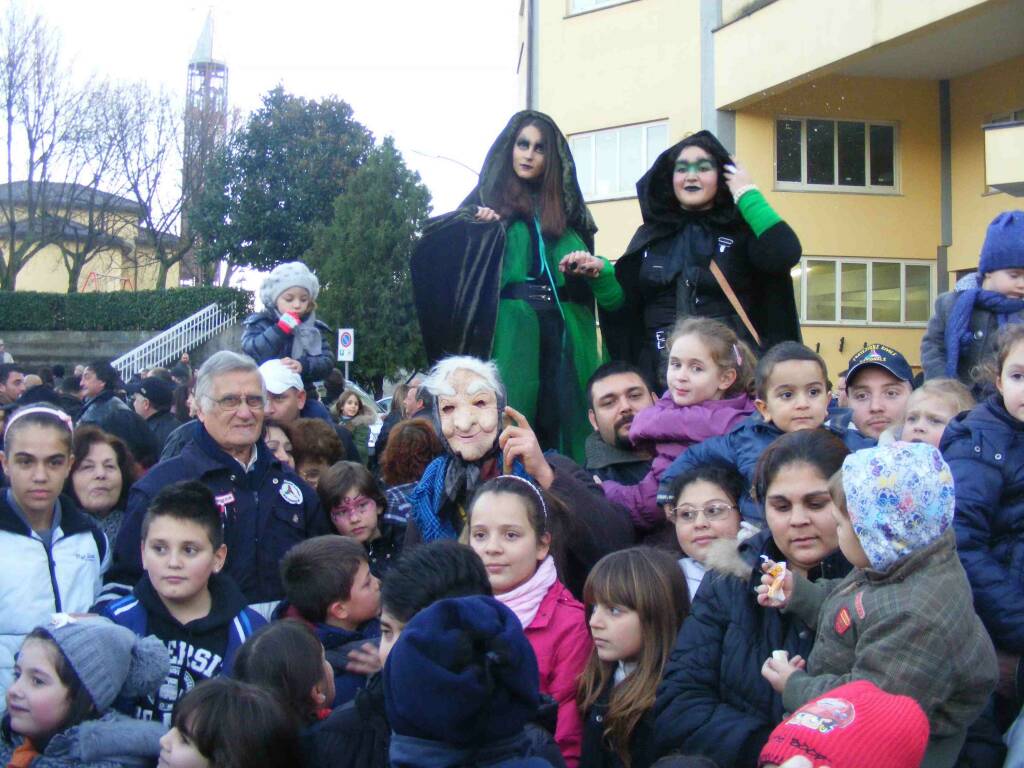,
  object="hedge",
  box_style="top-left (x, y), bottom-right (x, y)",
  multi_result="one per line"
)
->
top-left (0, 287), bottom-right (253, 331)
